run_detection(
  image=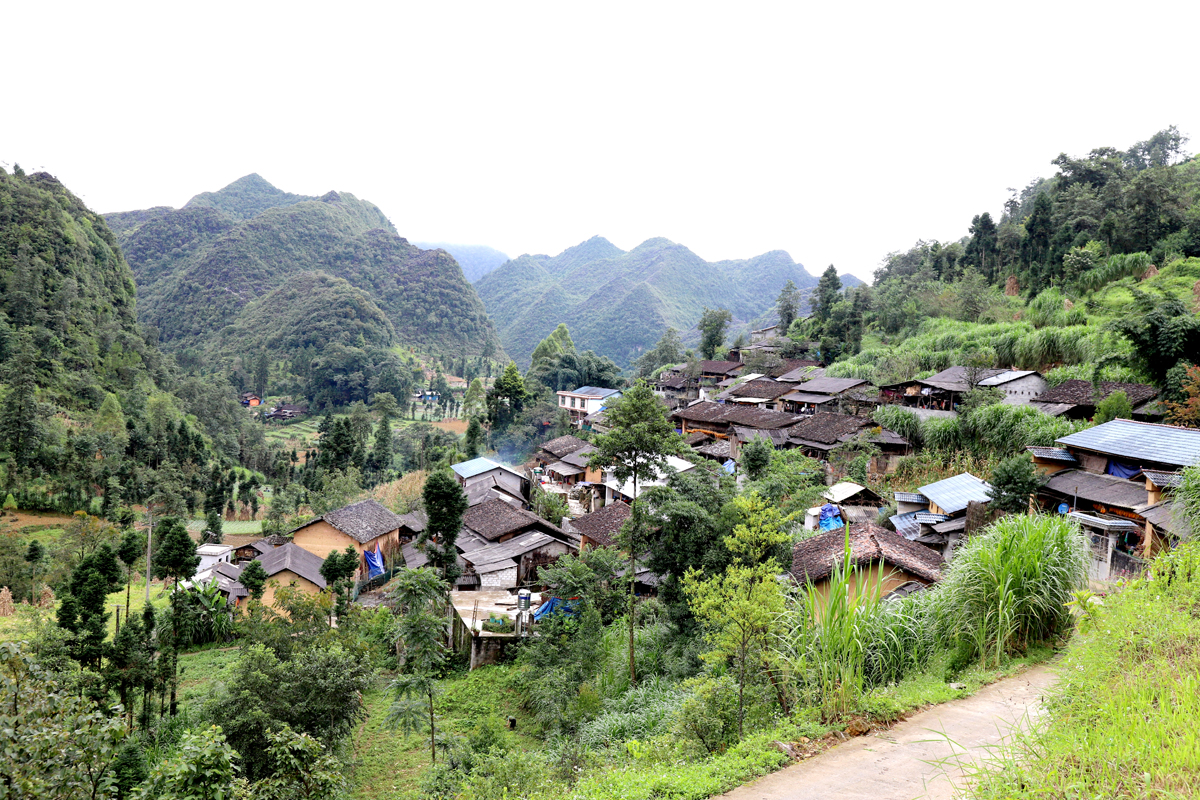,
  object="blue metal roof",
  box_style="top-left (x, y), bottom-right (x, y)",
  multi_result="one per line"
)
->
top-left (566, 386), bottom-right (621, 398)
top-left (451, 457), bottom-right (518, 480)
top-left (1056, 419), bottom-right (1200, 469)
top-left (918, 472), bottom-right (993, 515)
top-left (890, 511), bottom-right (921, 539)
